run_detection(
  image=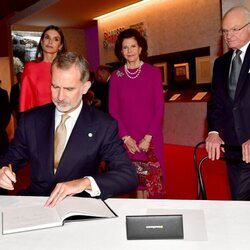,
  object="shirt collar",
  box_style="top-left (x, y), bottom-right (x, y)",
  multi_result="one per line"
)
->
top-left (55, 100), bottom-right (83, 121)
top-left (237, 41), bottom-right (250, 54)
top-left (232, 42), bottom-right (250, 61)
